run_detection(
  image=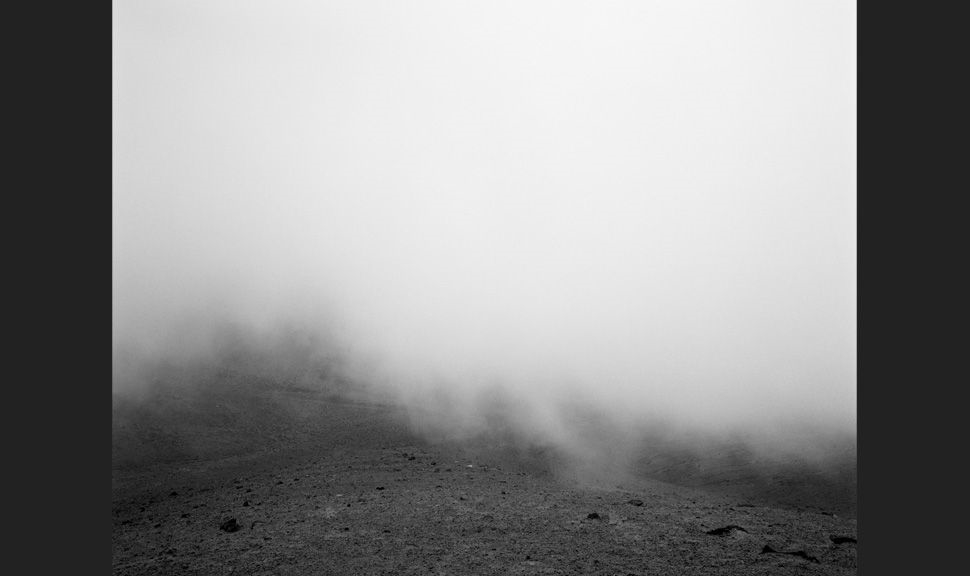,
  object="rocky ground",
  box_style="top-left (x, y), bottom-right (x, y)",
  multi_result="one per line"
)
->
top-left (112, 369), bottom-right (857, 575)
